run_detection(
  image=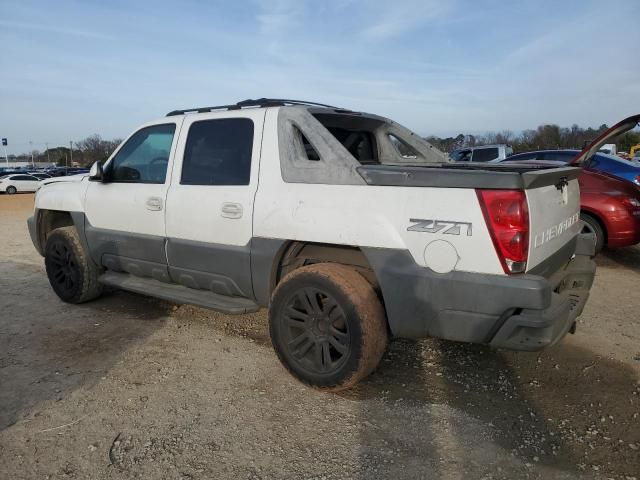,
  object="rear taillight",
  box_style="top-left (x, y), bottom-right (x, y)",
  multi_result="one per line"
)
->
top-left (476, 189), bottom-right (529, 274)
